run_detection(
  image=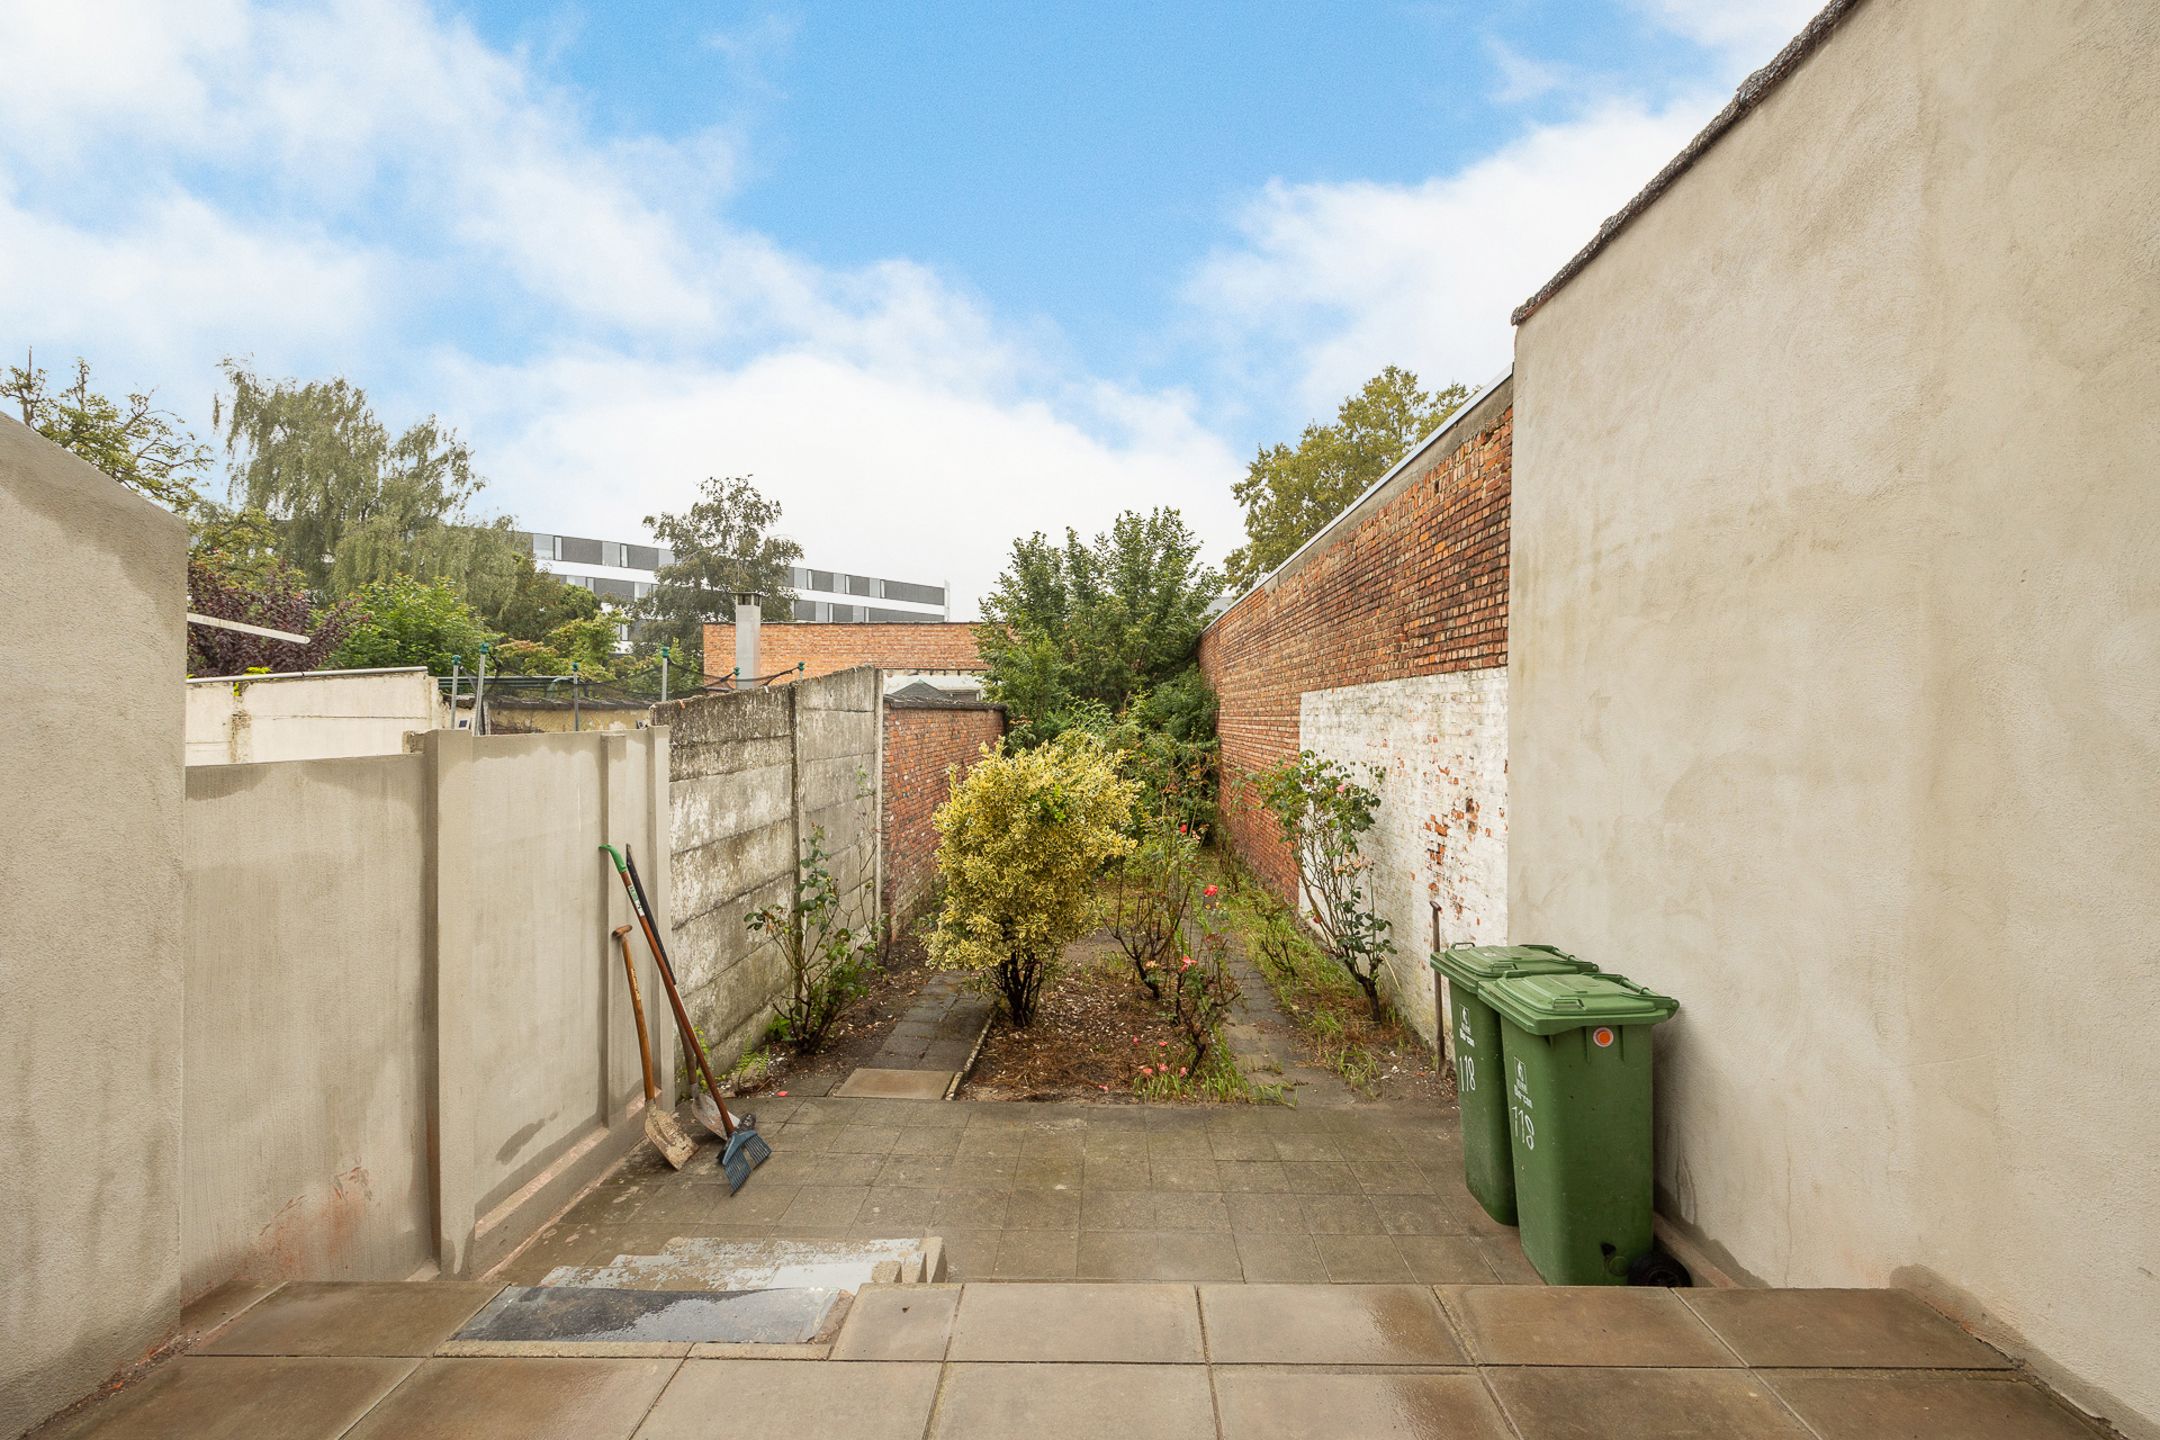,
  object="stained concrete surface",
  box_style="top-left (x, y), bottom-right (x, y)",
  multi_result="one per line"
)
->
top-left (453, 1285), bottom-right (839, 1345)
top-left (195, 1281), bottom-right (502, 1358)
